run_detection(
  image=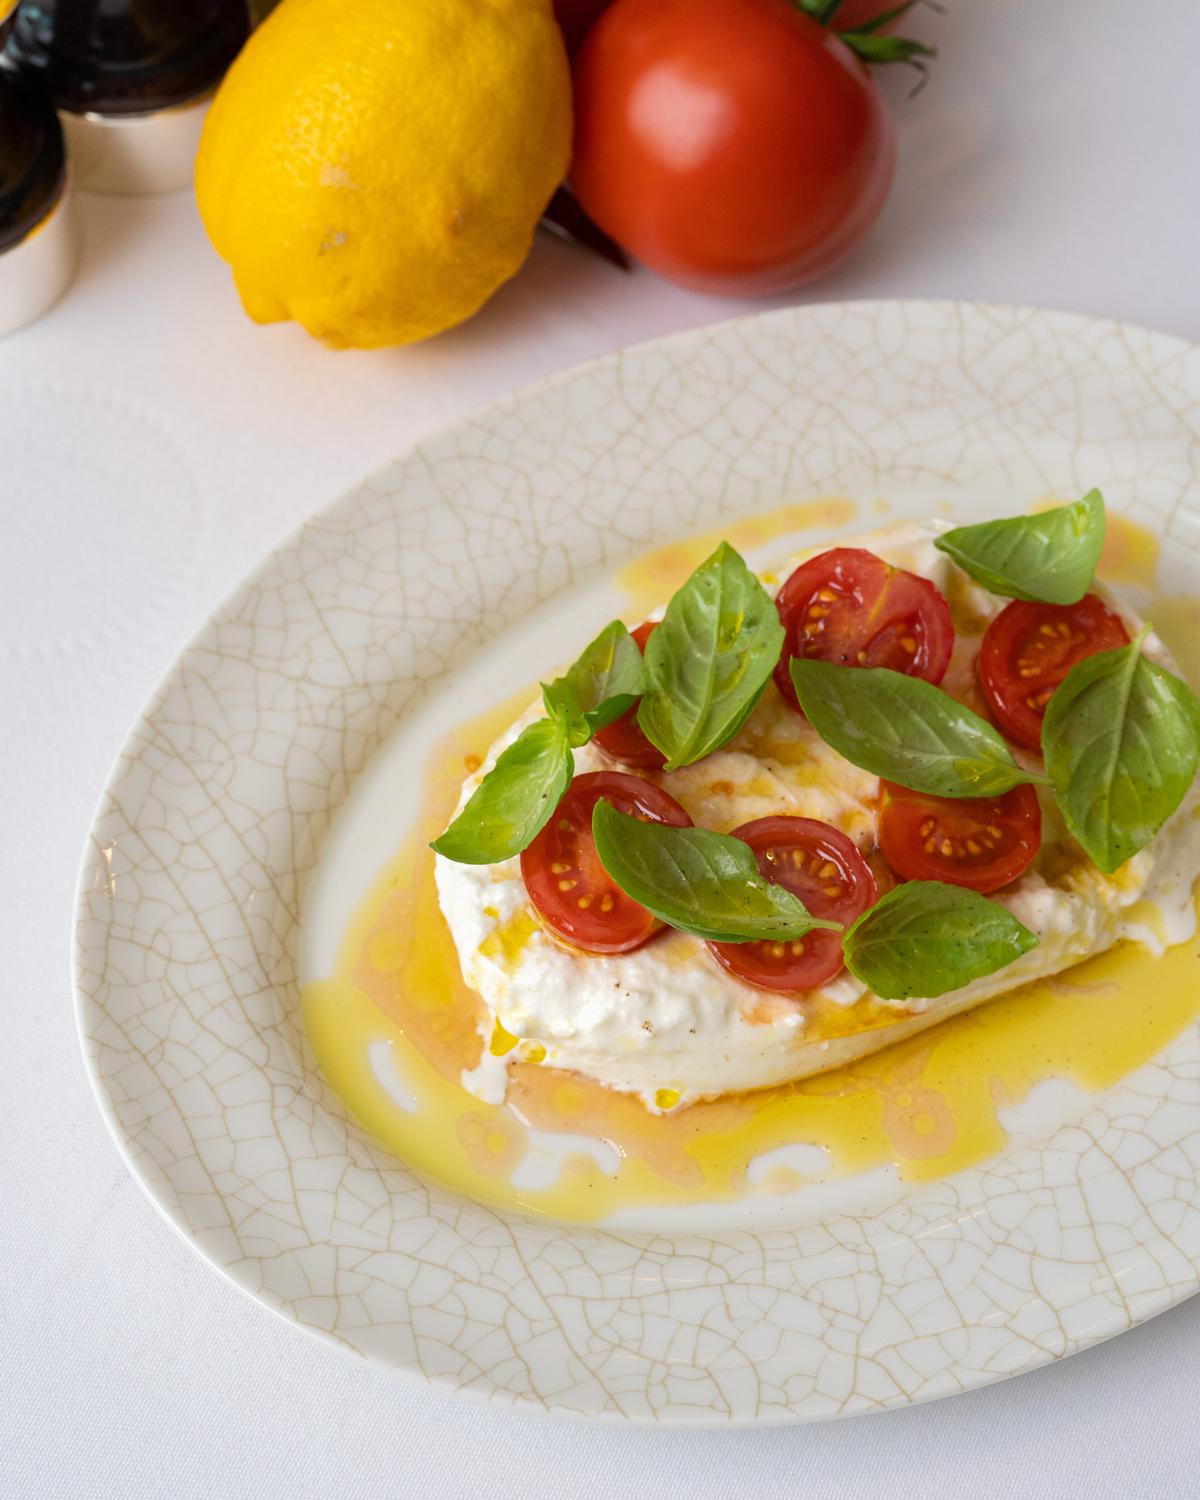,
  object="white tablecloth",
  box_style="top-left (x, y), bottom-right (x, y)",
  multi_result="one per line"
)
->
top-left (5, 1), bottom-right (1200, 1494)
